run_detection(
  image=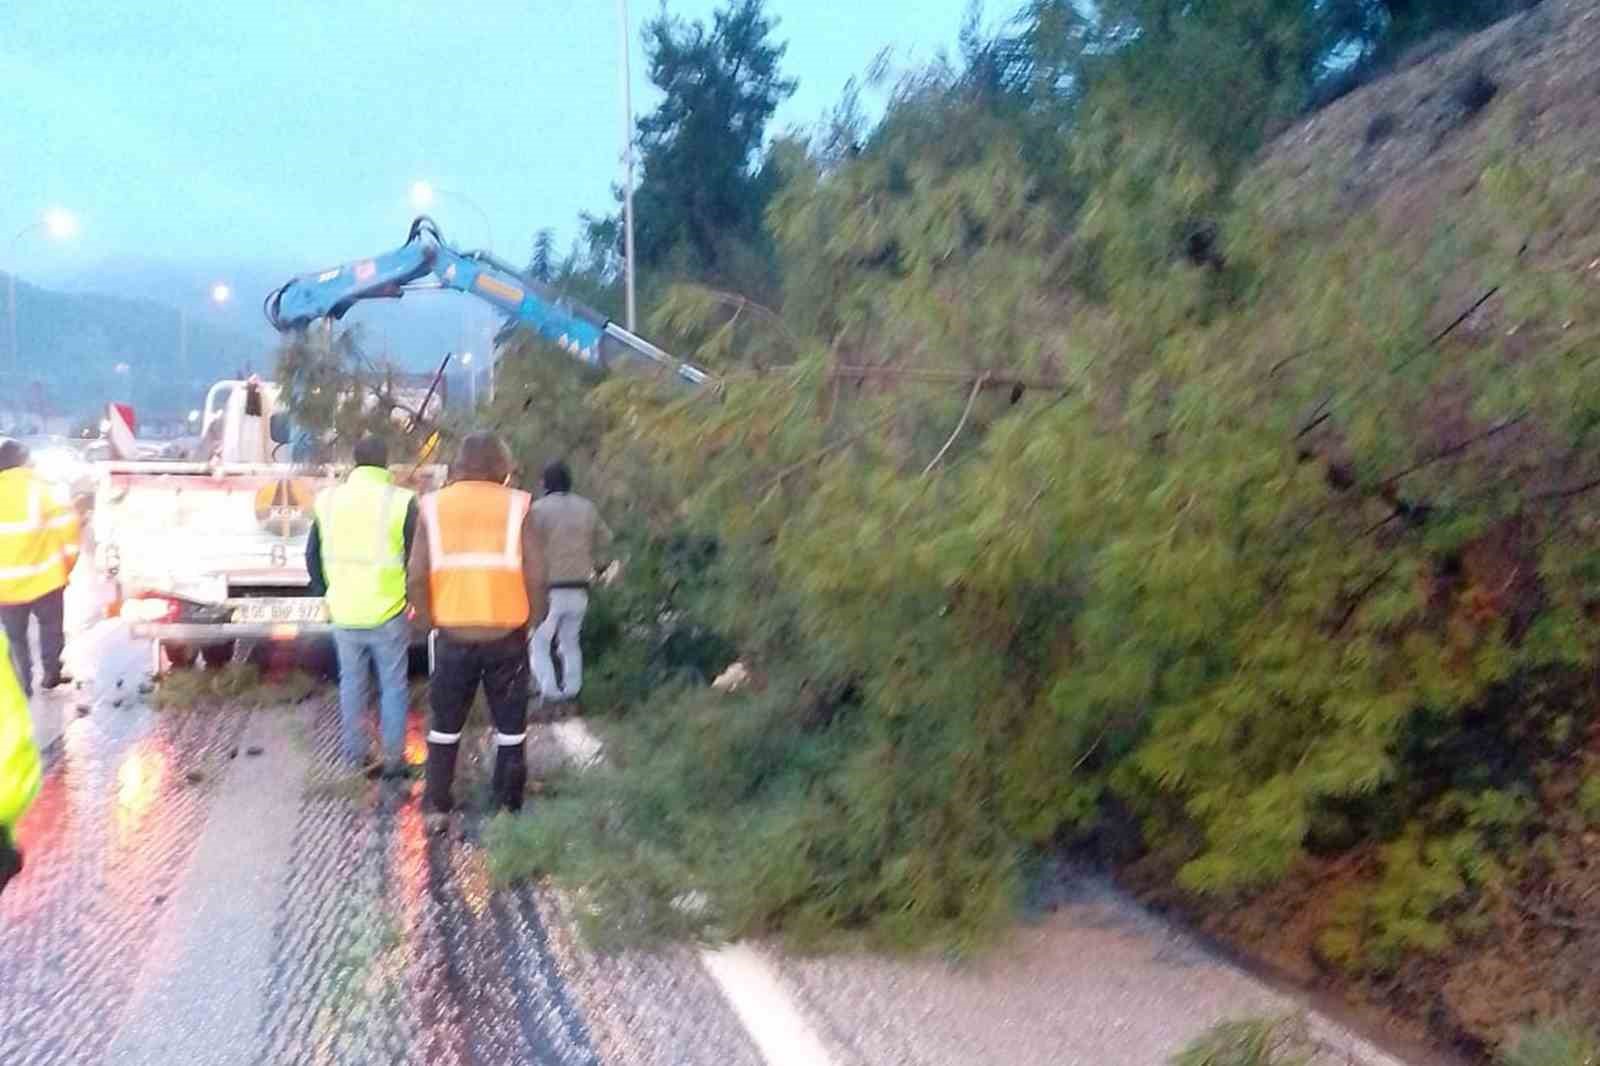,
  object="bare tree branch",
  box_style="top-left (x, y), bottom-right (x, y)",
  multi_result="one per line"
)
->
top-left (922, 374), bottom-right (988, 478)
